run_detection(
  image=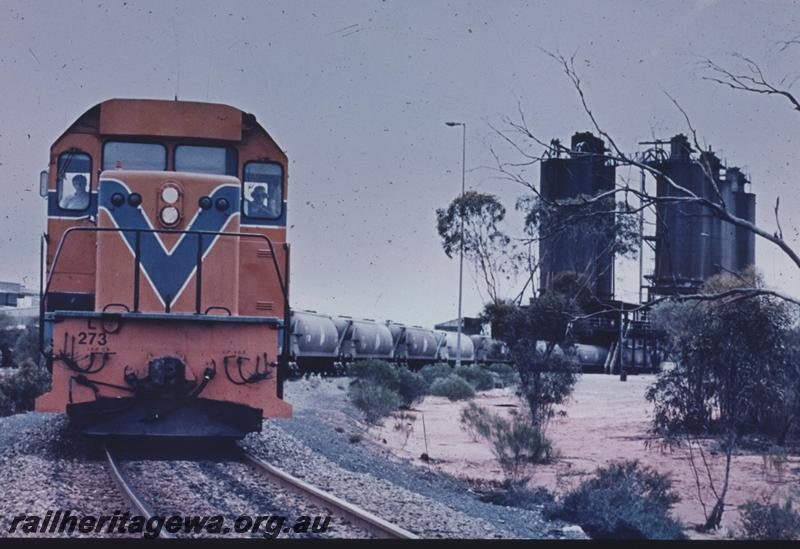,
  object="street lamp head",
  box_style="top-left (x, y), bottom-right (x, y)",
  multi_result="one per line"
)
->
top-left (445, 121), bottom-right (462, 127)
